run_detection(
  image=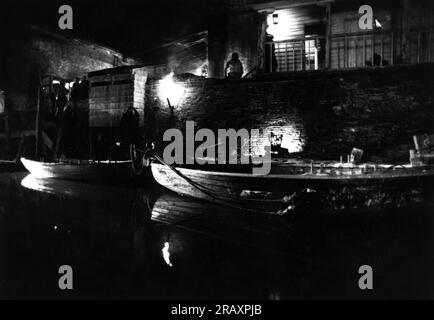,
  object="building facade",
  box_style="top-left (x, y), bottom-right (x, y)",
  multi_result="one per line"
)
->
top-left (145, 0), bottom-right (434, 163)
top-left (207, 0), bottom-right (434, 78)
